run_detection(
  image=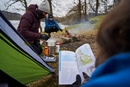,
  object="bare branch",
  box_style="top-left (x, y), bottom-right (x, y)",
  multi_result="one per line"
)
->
top-left (88, 2), bottom-right (96, 12)
top-left (5, 1), bottom-right (18, 10)
top-left (5, 0), bottom-right (31, 12)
